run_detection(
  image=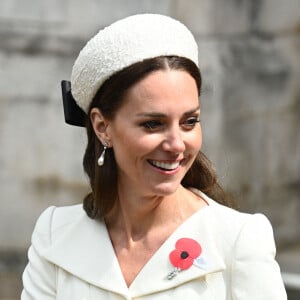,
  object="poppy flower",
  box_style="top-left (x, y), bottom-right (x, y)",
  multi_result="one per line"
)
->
top-left (169, 238), bottom-right (202, 270)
